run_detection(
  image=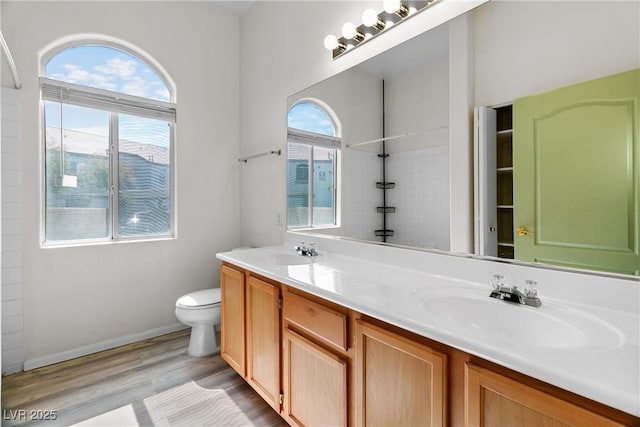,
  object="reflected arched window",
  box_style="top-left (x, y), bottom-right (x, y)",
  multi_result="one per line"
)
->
top-left (287, 100), bottom-right (340, 228)
top-left (41, 43), bottom-right (176, 244)
top-left (287, 102), bottom-right (335, 136)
